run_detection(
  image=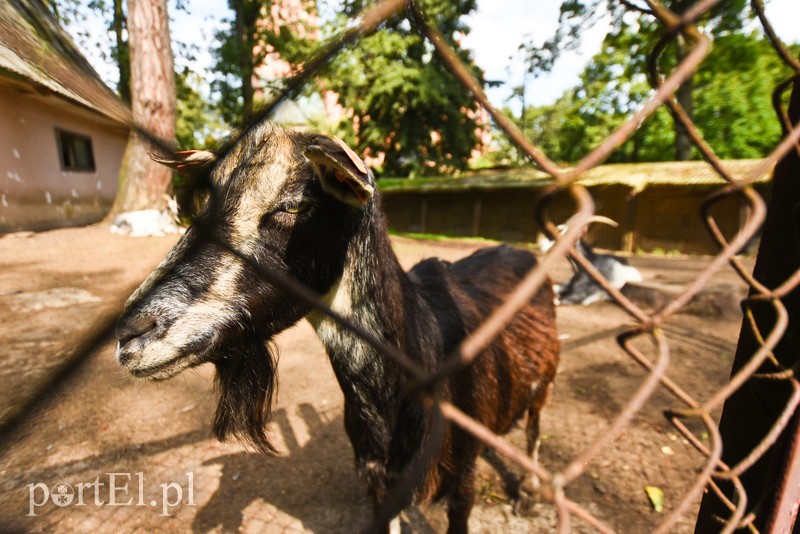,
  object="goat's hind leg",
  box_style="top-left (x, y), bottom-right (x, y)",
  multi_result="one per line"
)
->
top-left (514, 382), bottom-right (552, 516)
top-left (445, 466), bottom-right (476, 534)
